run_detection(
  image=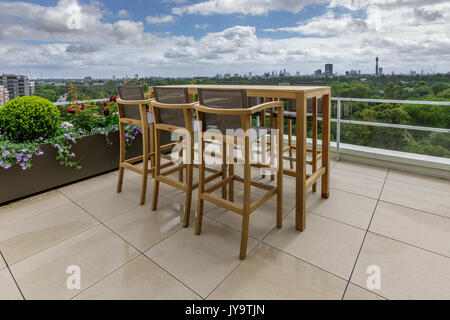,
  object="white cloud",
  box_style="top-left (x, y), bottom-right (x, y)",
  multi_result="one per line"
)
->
top-left (0, 0), bottom-right (449, 78)
top-left (195, 23), bottom-right (209, 29)
top-left (268, 11), bottom-right (368, 36)
top-left (117, 9), bottom-right (130, 18)
top-left (146, 14), bottom-right (175, 24)
top-left (172, 0), bottom-right (326, 16)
